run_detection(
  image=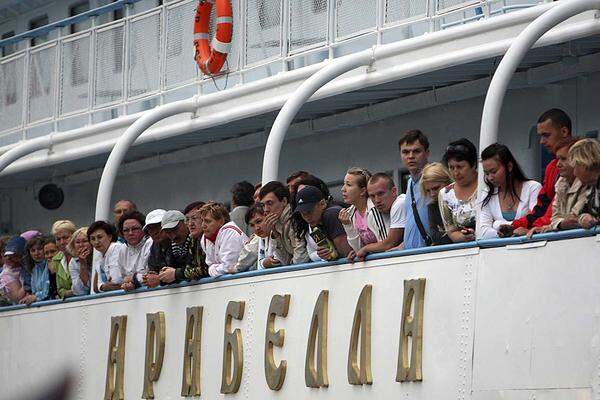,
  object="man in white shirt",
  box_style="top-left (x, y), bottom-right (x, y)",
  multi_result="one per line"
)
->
top-left (349, 173), bottom-right (407, 261)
